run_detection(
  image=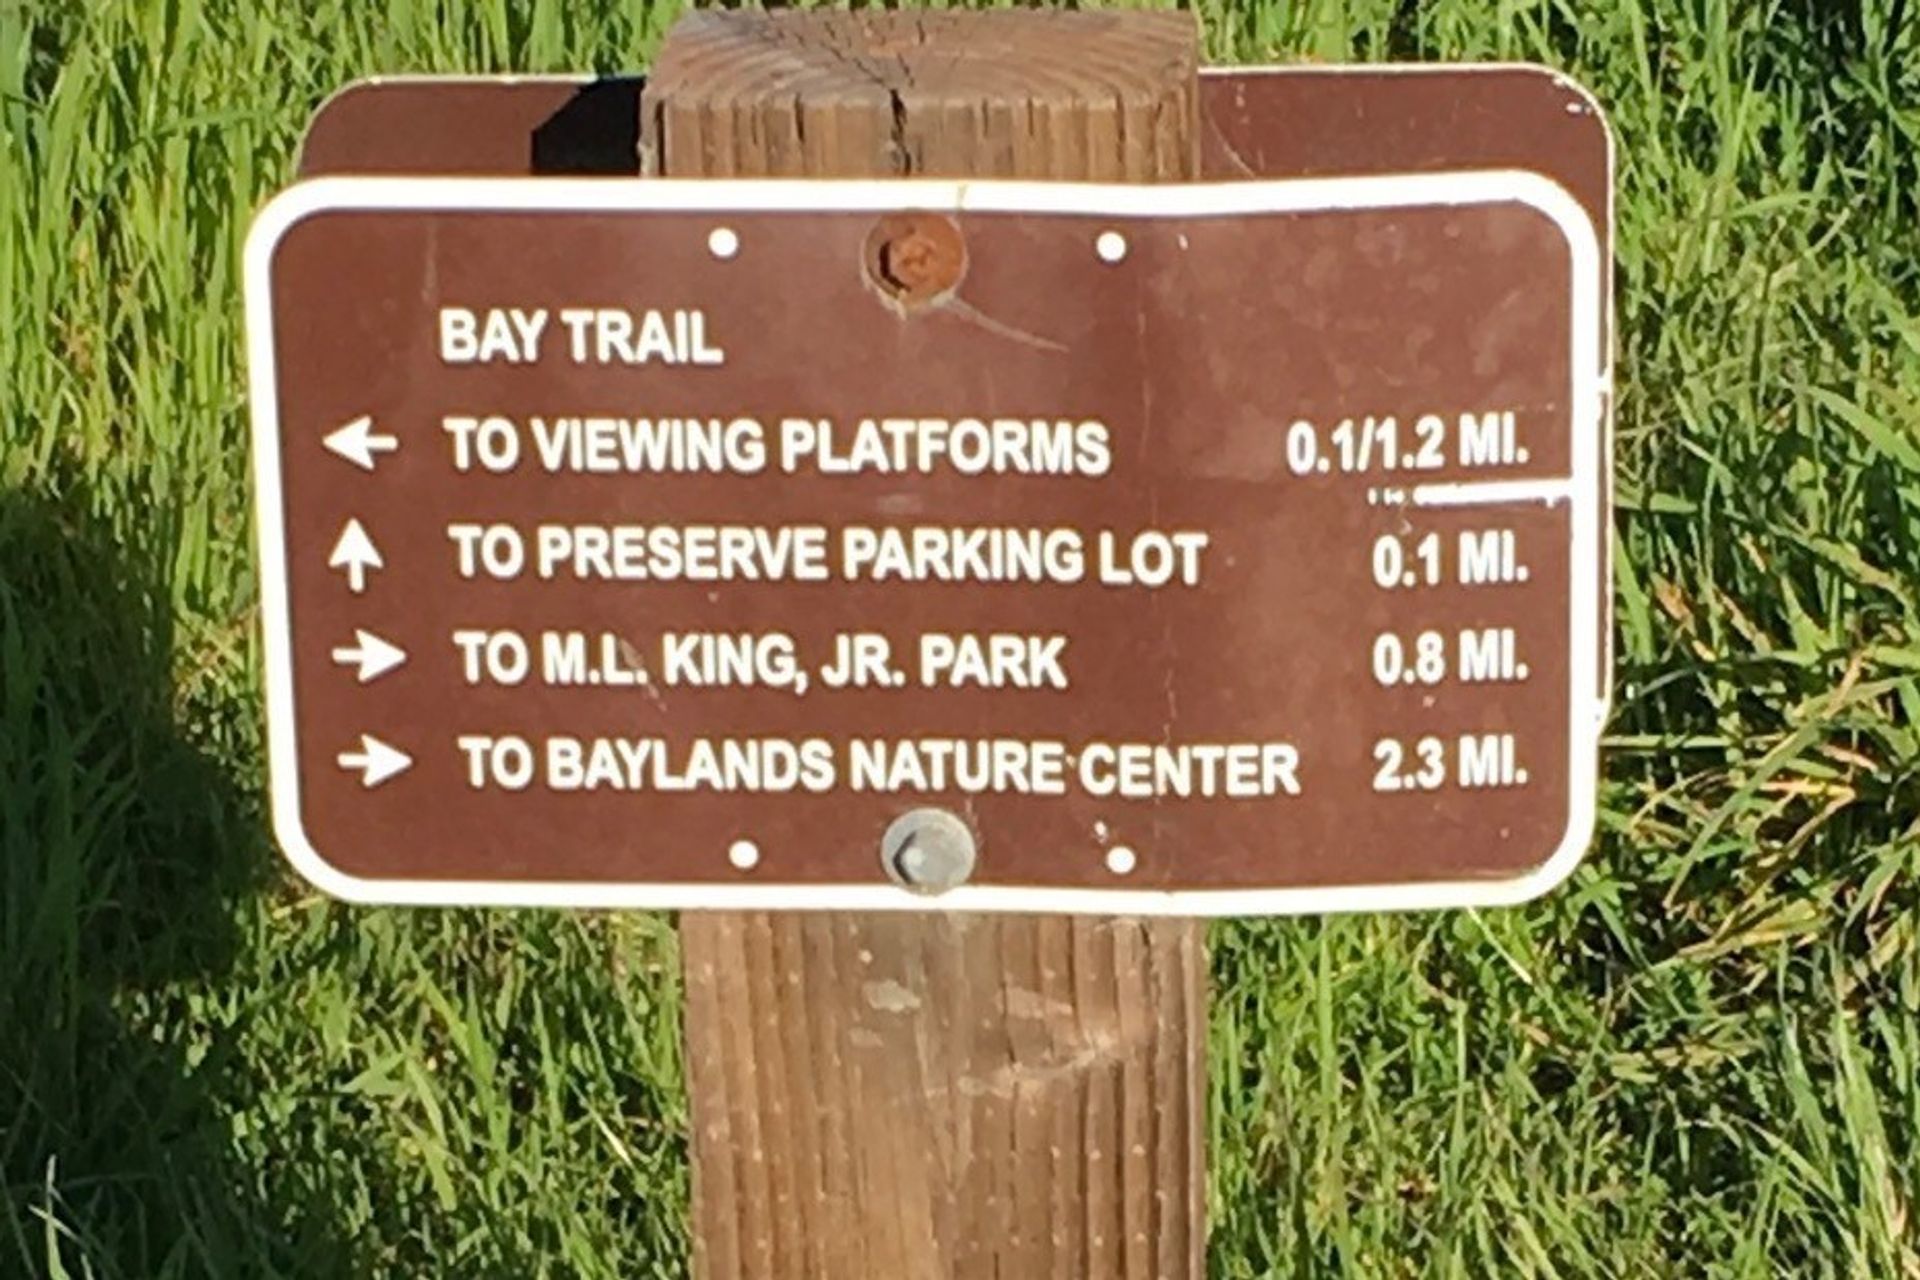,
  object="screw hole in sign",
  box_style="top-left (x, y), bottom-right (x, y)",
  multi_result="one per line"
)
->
top-left (862, 213), bottom-right (967, 311)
